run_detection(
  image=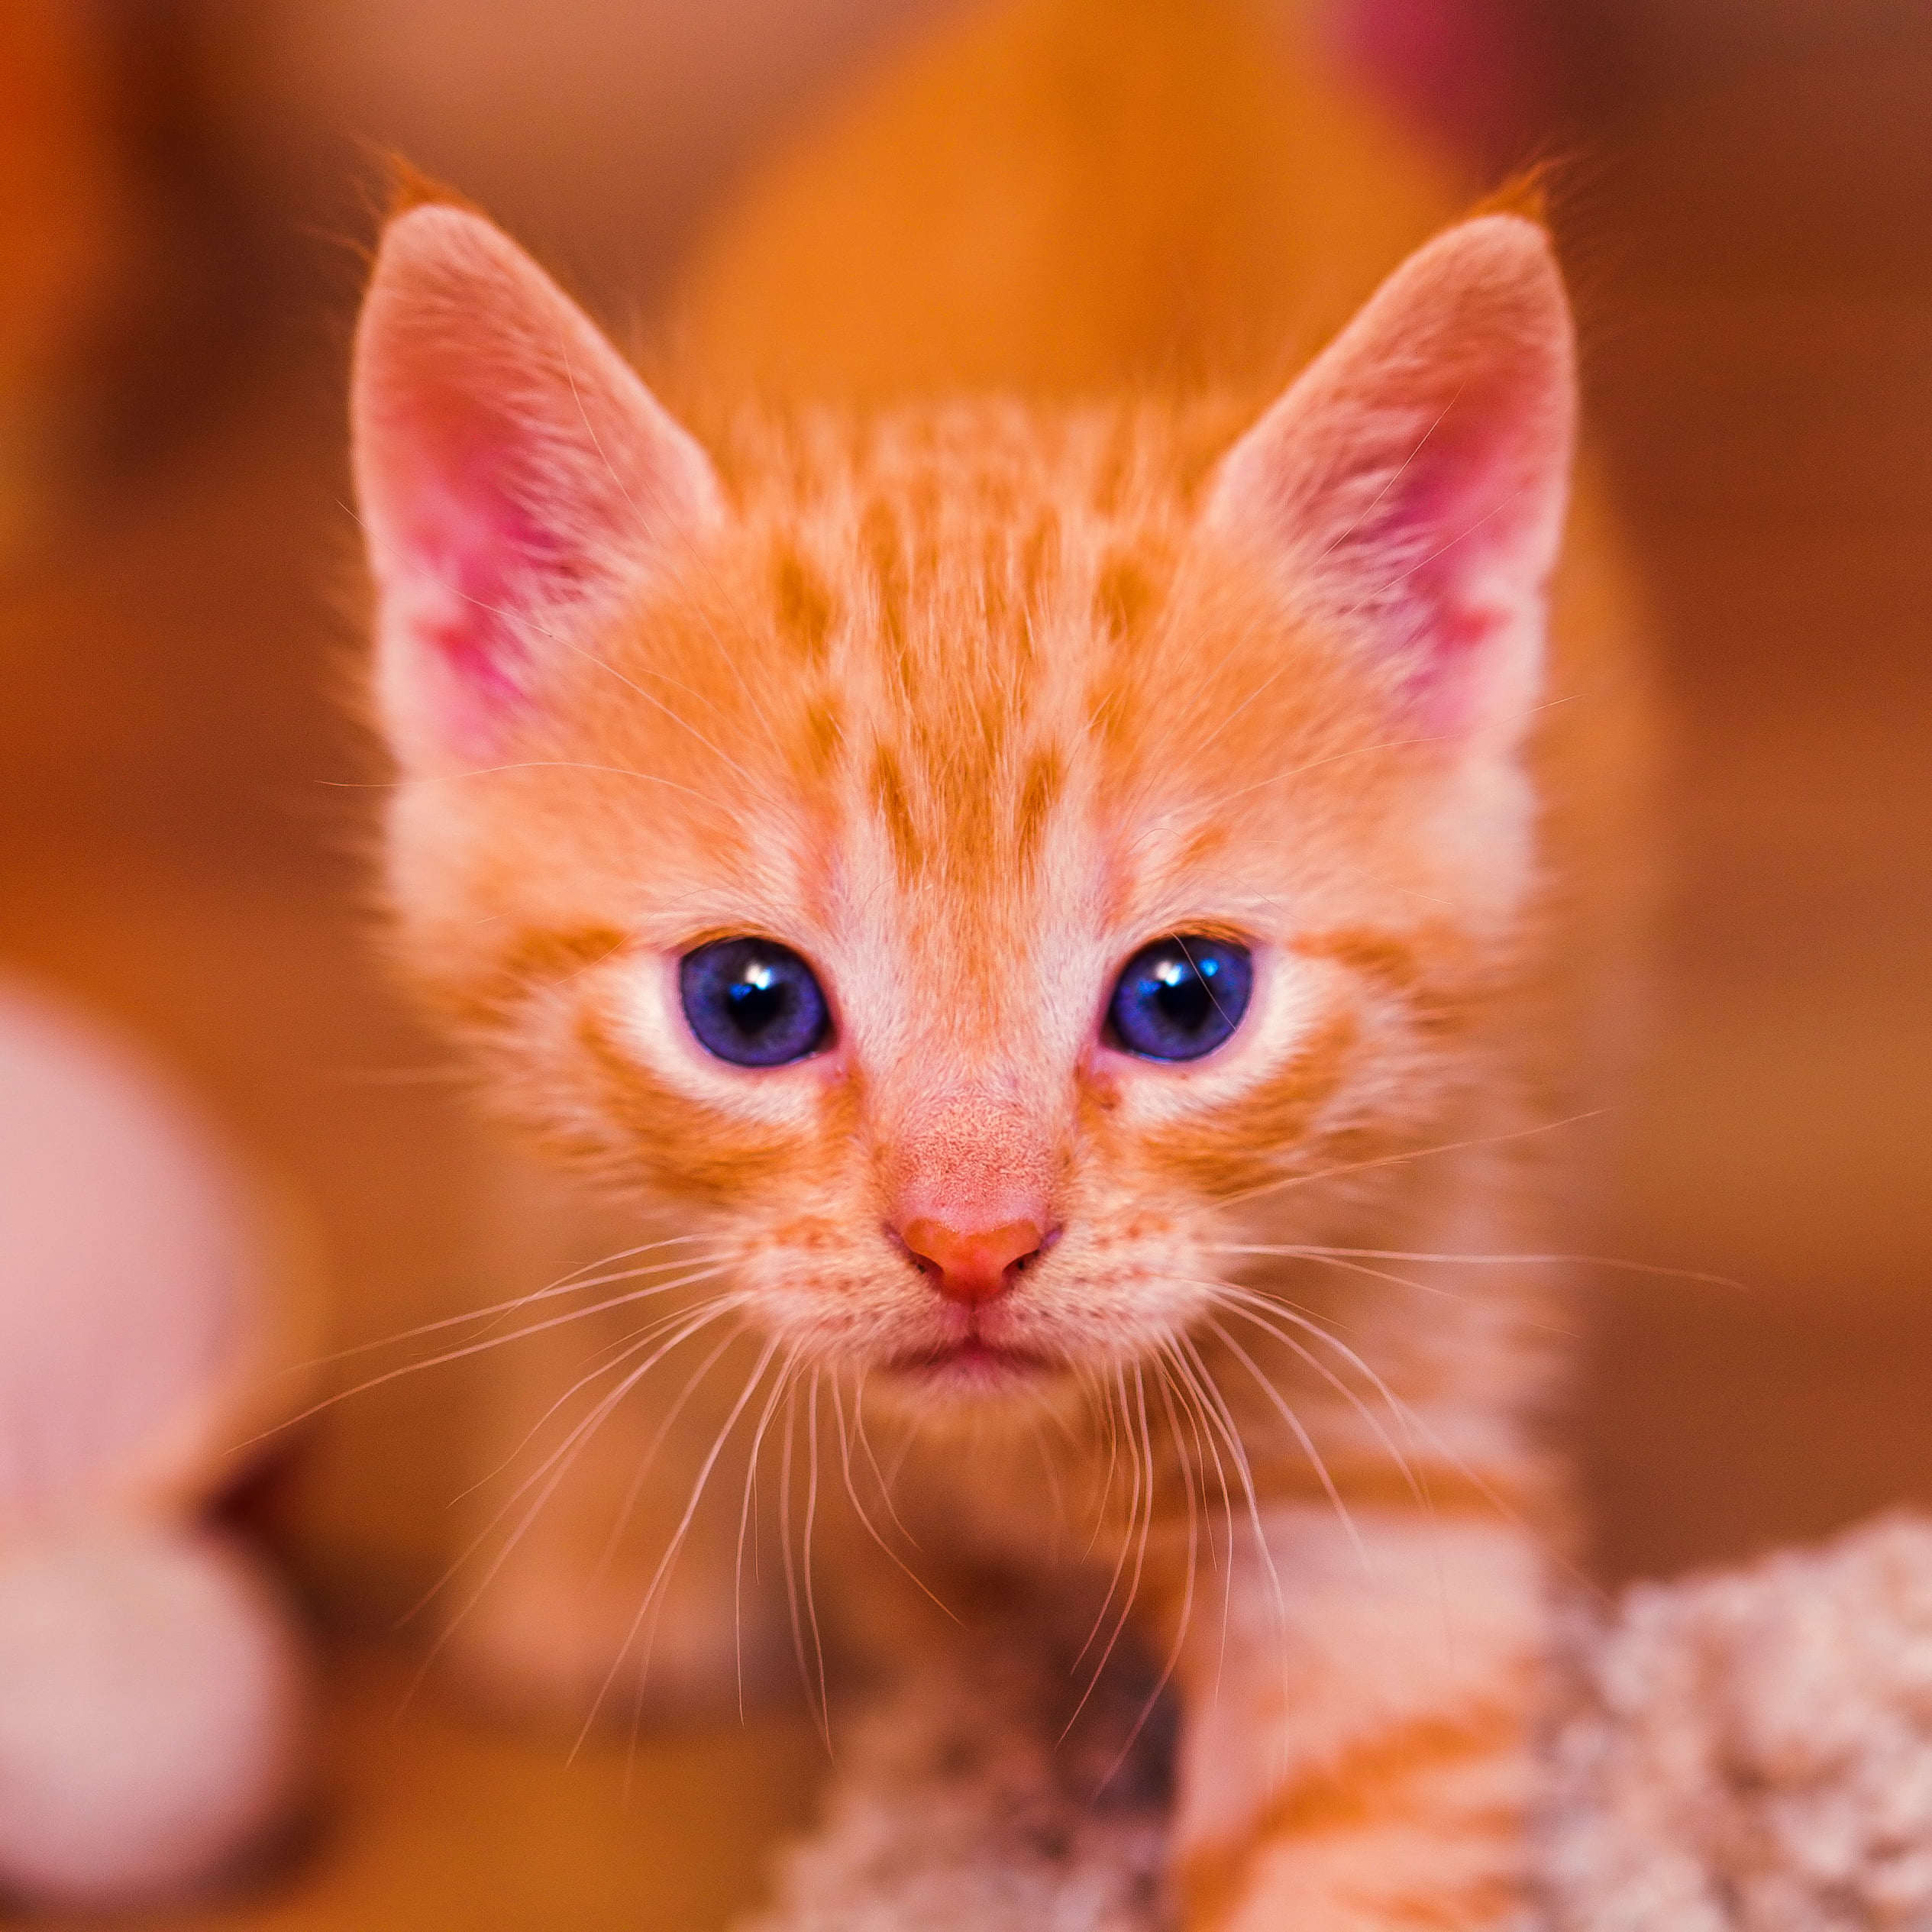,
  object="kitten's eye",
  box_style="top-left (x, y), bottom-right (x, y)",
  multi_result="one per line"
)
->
top-left (680, 938), bottom-right (831, 1068)
top-left (1107, 935), bottom-right (1253, 1062)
